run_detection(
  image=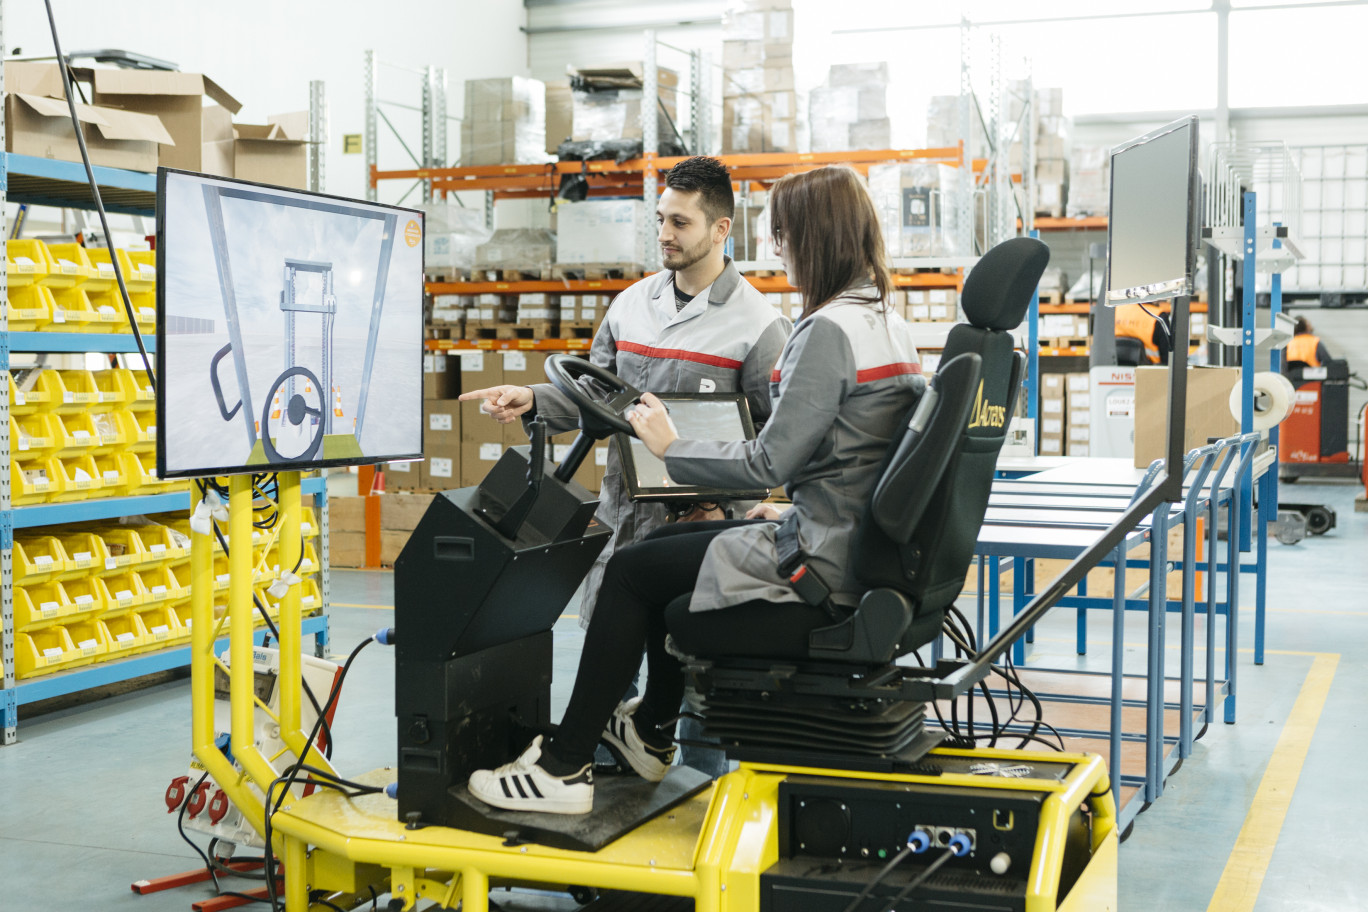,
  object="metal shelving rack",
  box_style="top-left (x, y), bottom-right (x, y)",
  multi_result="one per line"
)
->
top-left (0, 51), bottom-right (335, 742)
